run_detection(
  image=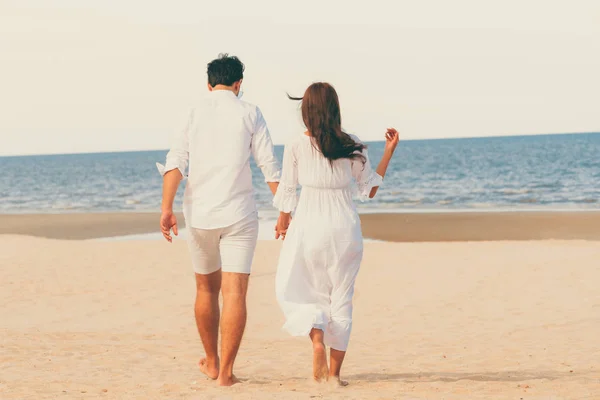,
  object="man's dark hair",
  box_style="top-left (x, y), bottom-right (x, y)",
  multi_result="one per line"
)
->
top-left (207, 53), bottom-right (245, 87)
